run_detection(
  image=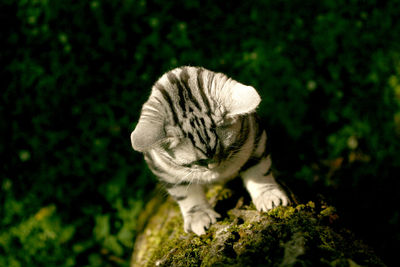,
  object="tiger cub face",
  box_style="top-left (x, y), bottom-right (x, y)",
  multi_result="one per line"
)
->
top-left (131, 66), bottom-right (260, 181)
